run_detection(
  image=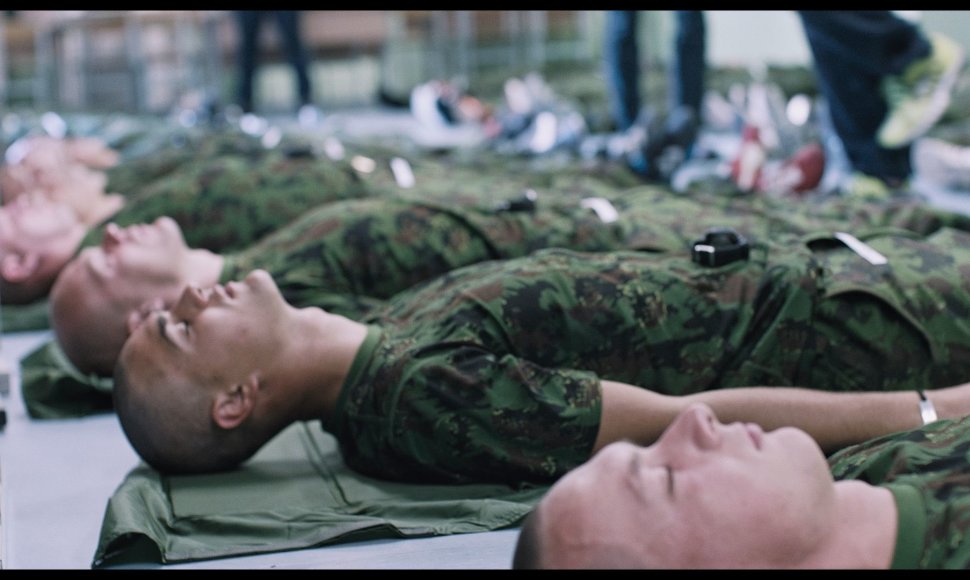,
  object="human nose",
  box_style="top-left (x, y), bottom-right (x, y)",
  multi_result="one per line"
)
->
top-left (659, 403), bottom-right (721, 452)
top-left (102, 222), bottom-right (123, 251)
top-left (171, 285), bottom-right (209, 322)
